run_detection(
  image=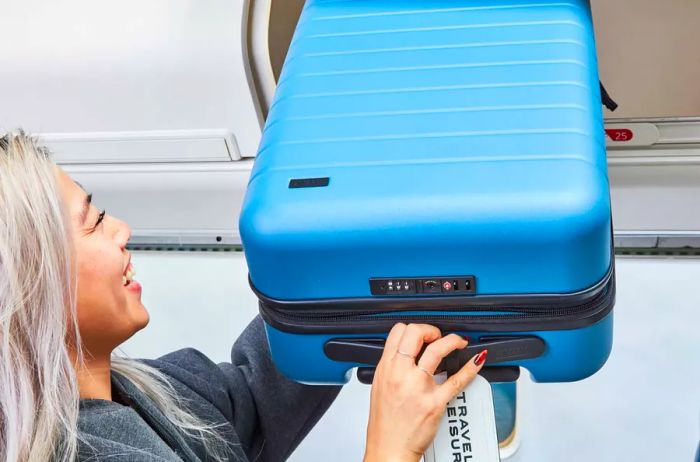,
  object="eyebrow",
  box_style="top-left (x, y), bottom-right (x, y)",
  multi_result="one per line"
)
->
top-left (80, 193), bottom-right (92, 225)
